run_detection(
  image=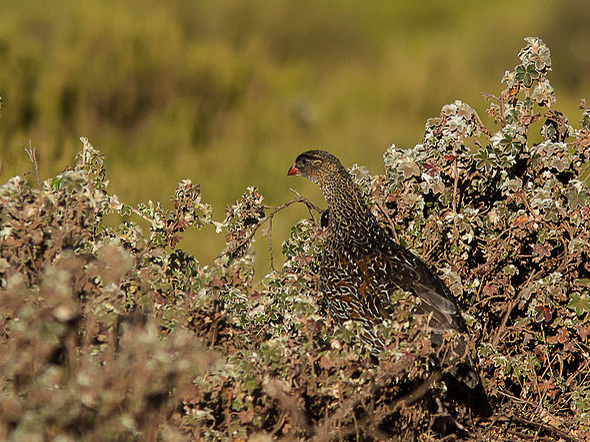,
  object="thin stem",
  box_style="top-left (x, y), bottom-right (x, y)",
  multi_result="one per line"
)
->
top-left (219, 196), bottom-right (323, 260)
top-left (24, 140), bottom-right (42, 190)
